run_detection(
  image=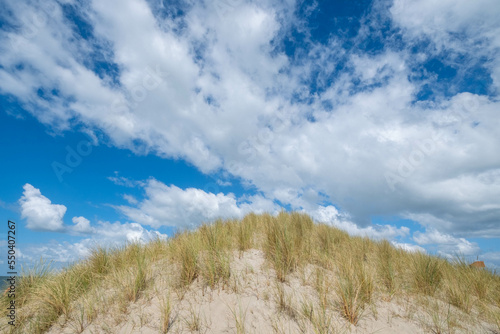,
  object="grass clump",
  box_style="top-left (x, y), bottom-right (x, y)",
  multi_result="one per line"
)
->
top-left (237, 214), bottom-right (256, 254)
top-left (200, 250), bottom-right (231, 289)
top-left (124, 245), bottom-right (149, 302)
top-left (86, 247), bottom-right (111, 277)
top-left (443, 258), bottom-right (475, 313)
top-left (160, 293), bottom-right (174, 333)
top-left (184, 304), bottom-right (204, 331)
top-left (334, 259), bottom-right (374, 325)
top-left (273, 282), bottom-right (298, 319)
top-left (417, 299), bottom-right (459, 334)
top-left (24, 264), bottom-right (93, 333)
top-left (413, 253), bottom-right (443, 296)
top-left (229, 301), bottom-right (249, 334)
top-left (265, 214), bottom-right (297, 281)
top-left (171, 232), bottom-right (200, 287)
top-left (376, 240), bottom-right (398, 297)
top-left (264, 212), bottom-right (312, 281)
top-left (199, 221), bottom-right (232, 288)
top-left (1, 259), bottom-right (52, 309)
